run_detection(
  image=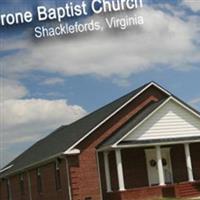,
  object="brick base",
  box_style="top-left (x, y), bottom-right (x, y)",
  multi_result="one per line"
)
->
top-left (106, 186), bottom-right (163, 200)
top-left (105, 181), bottom-right (200, 200)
